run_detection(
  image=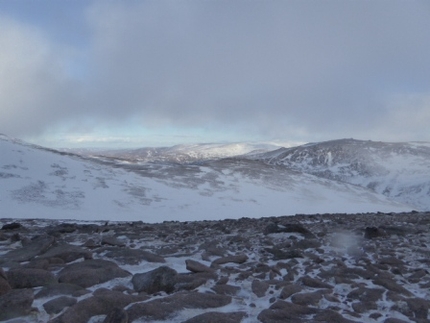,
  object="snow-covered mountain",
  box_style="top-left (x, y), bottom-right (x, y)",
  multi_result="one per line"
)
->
top-left (74, 142), bottom-right (281, 164)
top-left (0, 135), bottom-right (413, 222)
top-left (252, 138), bottom-right (430, 211)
